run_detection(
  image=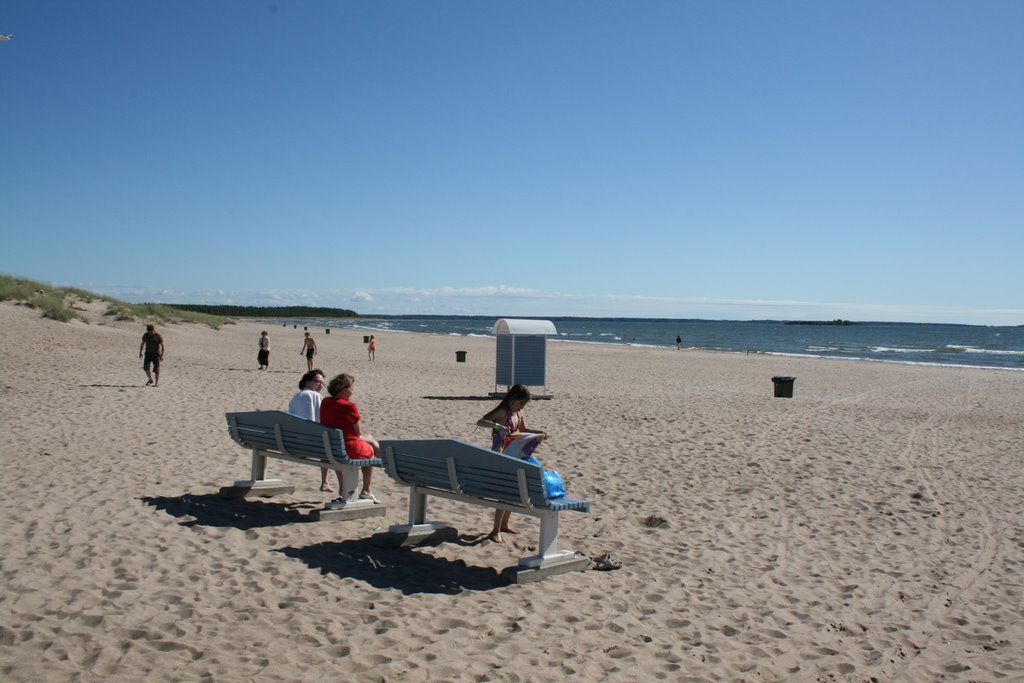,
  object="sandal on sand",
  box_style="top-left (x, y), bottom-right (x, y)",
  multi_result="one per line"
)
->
top-left (592, 553), bottom-right (623, 571)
